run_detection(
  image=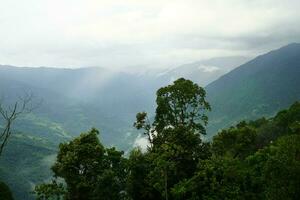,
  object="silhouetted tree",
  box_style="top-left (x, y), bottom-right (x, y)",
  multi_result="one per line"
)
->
top-left (0, 93), bottom-right (36, 156)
